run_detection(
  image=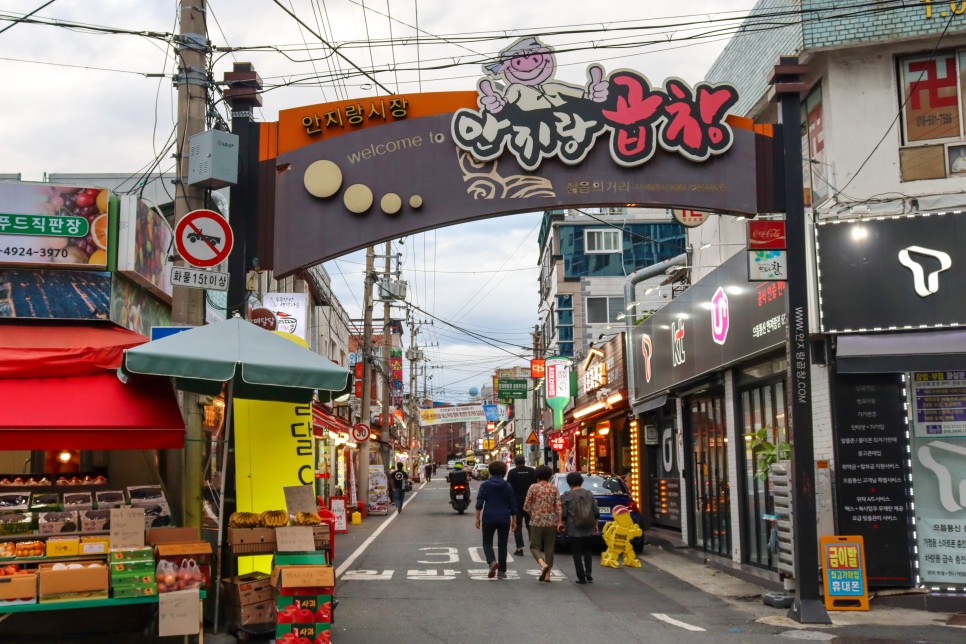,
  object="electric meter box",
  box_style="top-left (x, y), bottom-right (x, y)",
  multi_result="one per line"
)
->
top-left (187, 129), bottom-right (239, 188)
